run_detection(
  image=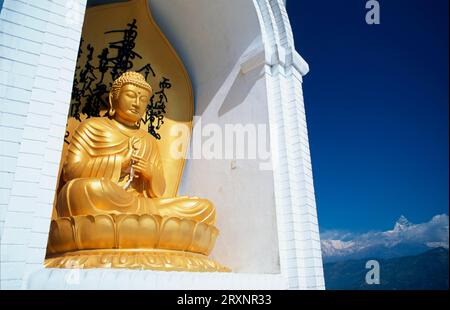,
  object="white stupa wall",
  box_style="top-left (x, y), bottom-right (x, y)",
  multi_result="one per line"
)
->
top-left (0, 0), bottom-right (324, 290)
top-left (149, 0), bottom-right (280, 275)
top-left (151, 0), bottom-right (324, 288)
